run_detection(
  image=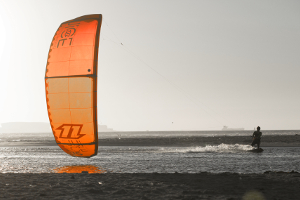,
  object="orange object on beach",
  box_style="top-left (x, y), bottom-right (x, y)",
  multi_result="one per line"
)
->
top-left (53, 165), bottom-right (106, 173)
top-left (45, 15), bottom-right (102, 157)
